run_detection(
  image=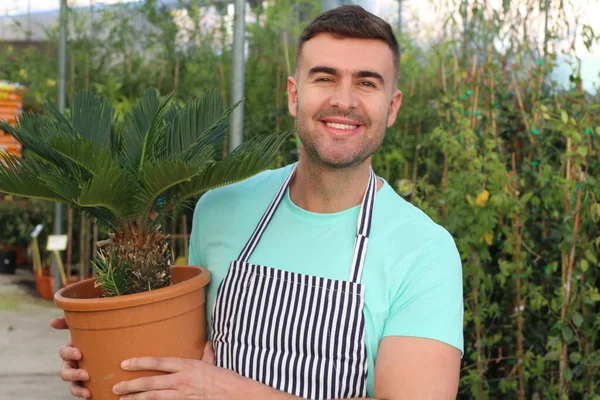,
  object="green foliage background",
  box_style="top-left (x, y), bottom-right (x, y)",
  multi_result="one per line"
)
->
top-left (1, 0), bottom-right (599, 398)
